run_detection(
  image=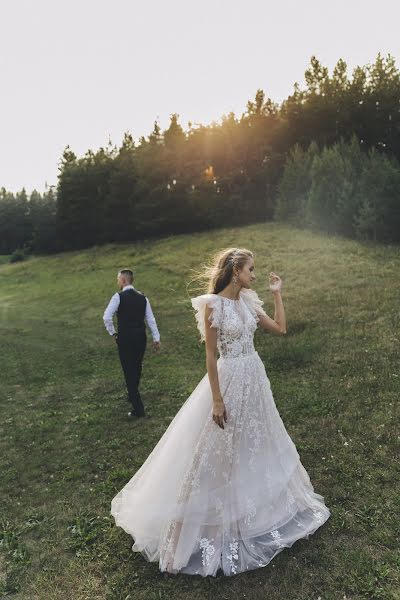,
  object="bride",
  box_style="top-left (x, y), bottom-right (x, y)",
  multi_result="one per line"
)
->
top-left (111, 247), bottom-right (330, 576)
